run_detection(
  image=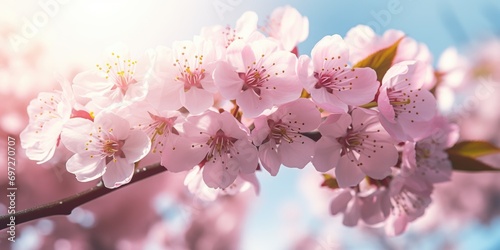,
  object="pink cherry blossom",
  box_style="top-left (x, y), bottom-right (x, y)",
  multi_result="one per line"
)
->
top-left (161, 111), bottom-right (258, 189)
top-left (20, 77), bottom-right (76, 164)
top-left (382, 175), bottom-right (432, 236)
top-left (344, 25), bottom-right (436, 89)
top-left (72, 44), bottom-right (153, 108)
top-left (329, 185), bottom-right (389, 227)
top-left (297, 35), bottom-right (379, 113)
top-left (263, 5), bottom-right (309, 52)
top-left (312, 108), bottom-right (397, 187)
top-left (213, 39), bottom-right (302, 118)
top-left (200, 11), bottom-right (265, 55)
top-left (148, 38), bottom-right (218, 114)
top-left (117, 100), bottom-right (185, 159)
top-left (60, 112), bottom-right (151, 188)
top-left (401, 116), bottom-right (459, 184)
top-left (377, 61), bottom-right (437, 141)
top-left (251, 99), bottom-right (321, 176)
